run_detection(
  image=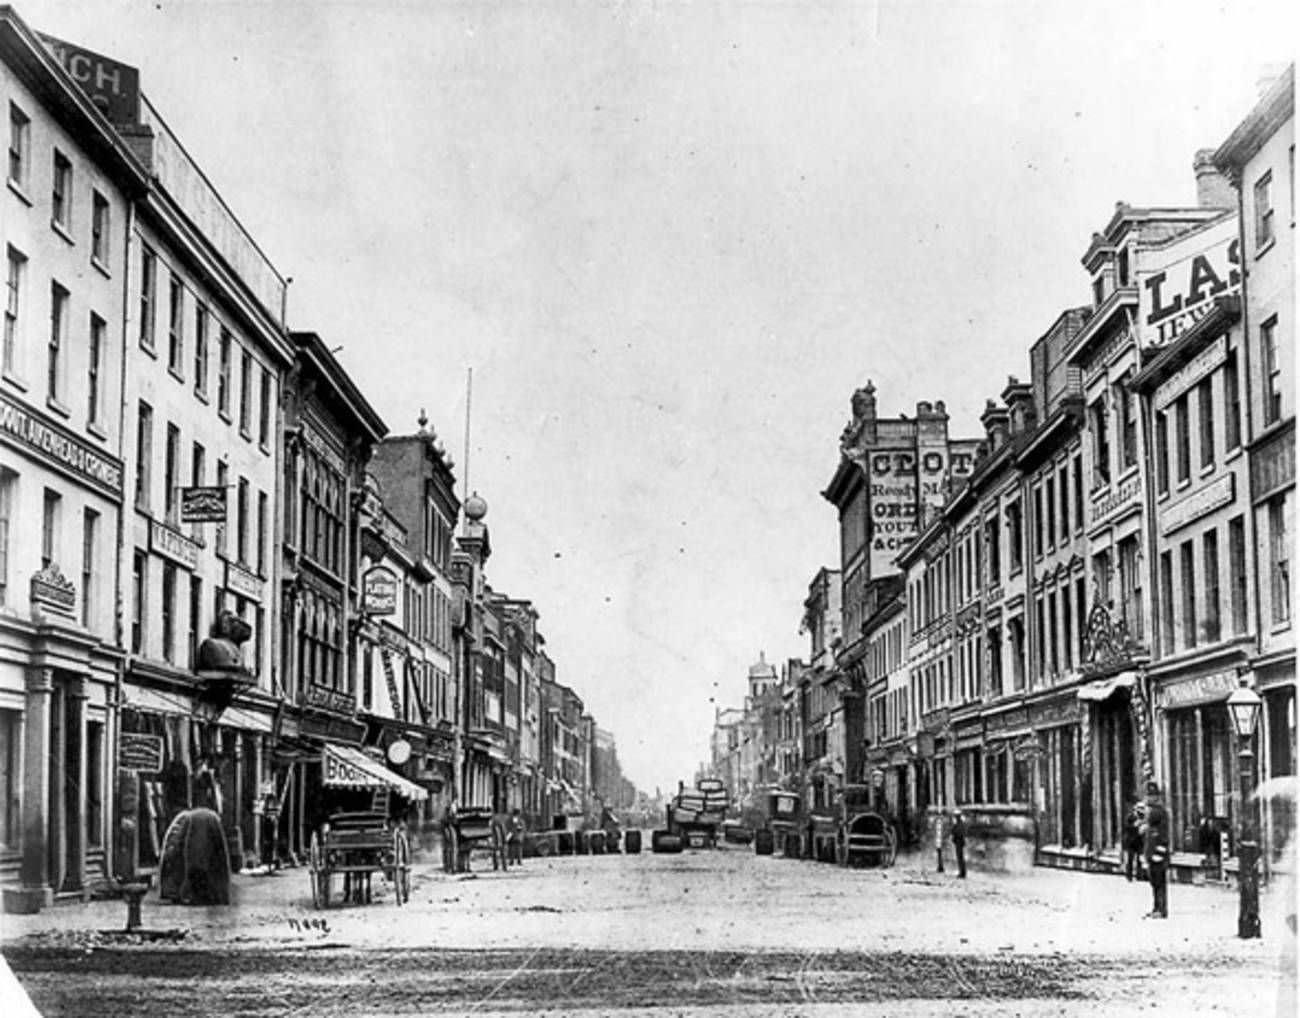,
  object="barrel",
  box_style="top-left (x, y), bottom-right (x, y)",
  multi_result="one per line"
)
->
top-left (556, 831), bottom-right (574, 855)
top-left (624, 830), bottom-right (642, 854)
top-left (754, 829), bottom-right (775, 855)
top-left (651, 830), bottom-right (684, 854)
